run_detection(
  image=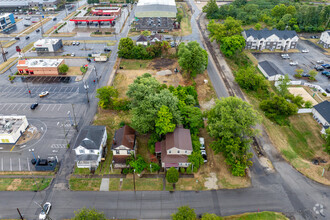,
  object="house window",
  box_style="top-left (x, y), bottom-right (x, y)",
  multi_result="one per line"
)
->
top-left (169, 150), bottom-right (171, 153)
top-left (185, 151), bottom-right (187, 154)
top-left (116, 150), bottom-right (119, 154)
top-left (177, 150), bottom-right (180, 153)
top-left (179, 163), bottom-right (182, 166)
top-left (79, 150), bottom-right (84, 154)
